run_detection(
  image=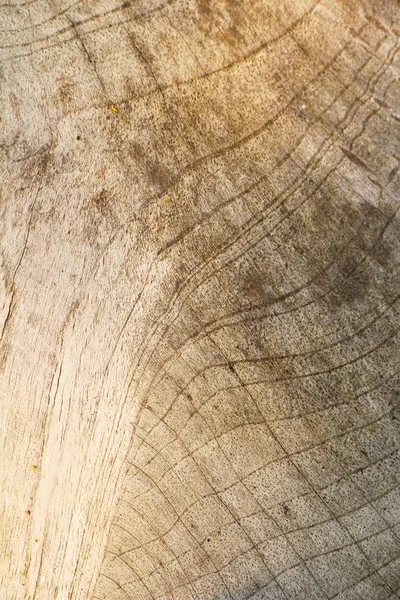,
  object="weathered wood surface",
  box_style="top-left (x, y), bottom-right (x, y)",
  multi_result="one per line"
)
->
top-left (1, 1), bottom-right (400, 599)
